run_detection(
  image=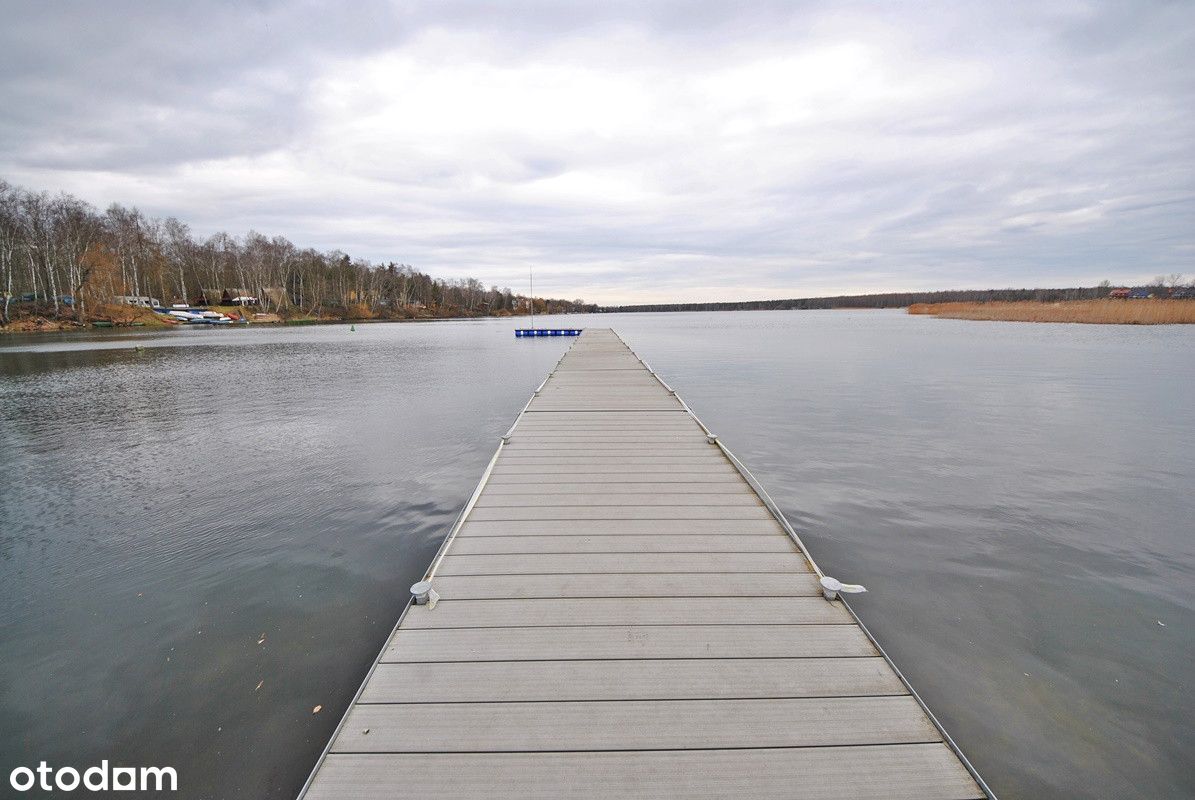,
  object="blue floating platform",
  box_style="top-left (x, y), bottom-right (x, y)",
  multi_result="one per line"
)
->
top-left (515, 328), bottom-right (582, 337)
